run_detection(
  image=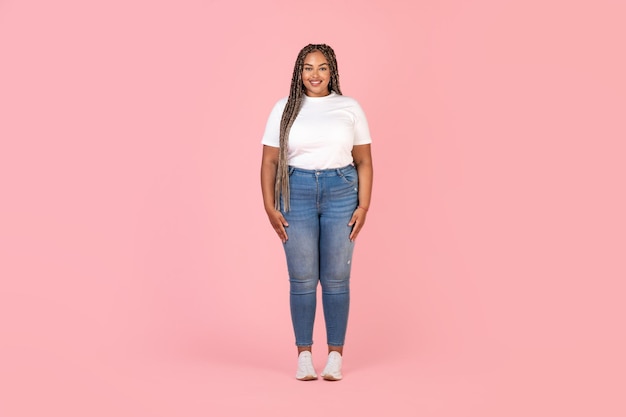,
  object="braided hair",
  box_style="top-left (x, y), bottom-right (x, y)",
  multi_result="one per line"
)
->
top-left (275, 43), bottom-right (343, 211)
